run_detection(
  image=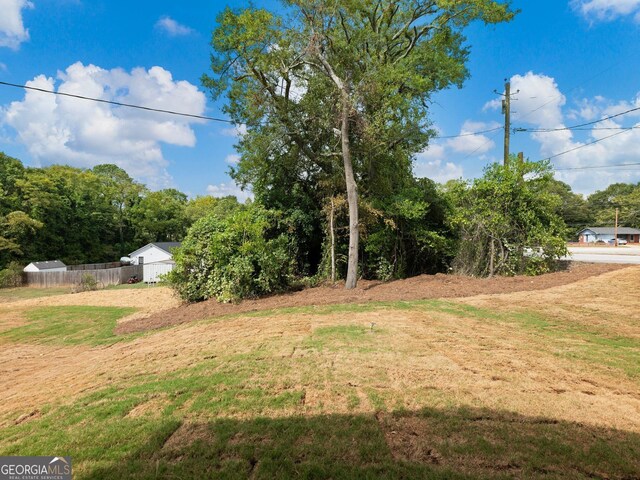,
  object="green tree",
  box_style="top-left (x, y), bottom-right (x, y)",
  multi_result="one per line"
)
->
top-left (205, 0), bottom-right (515, 288)
top-left (0, 152), bottom-right (26, 215)
top-left (546, 179), bottom-right (592, 239)
top-left (16, 165), bottom-right (115, 264)
top-left (93, 164), bottom-right (144, 256)
top-left (185, 195), bottom-right (242, 224)
top-left (130, 189), bottom-right (188, 245)
top-left (587, 183), bottom-right (637, 226)
top-left (448, 159), bottom-right (567, 277)
top-left (616, 187), bottom-right (640, 228)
